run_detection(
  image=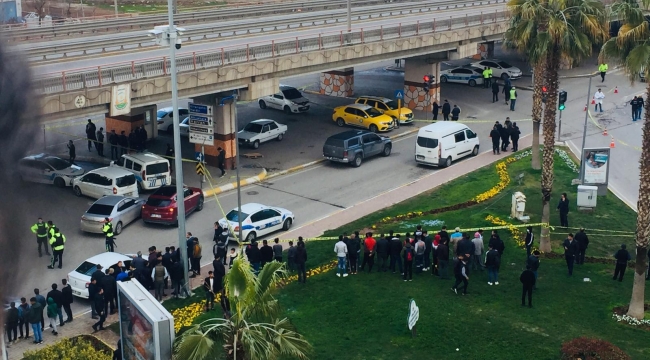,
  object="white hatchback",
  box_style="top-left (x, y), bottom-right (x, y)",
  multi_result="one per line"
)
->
top-left (73, 167), bottom-right (139, 199)
top-left (218, 203), bottom-right (295, 243)
top-left (67, 252), bottom-right (134, 298)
